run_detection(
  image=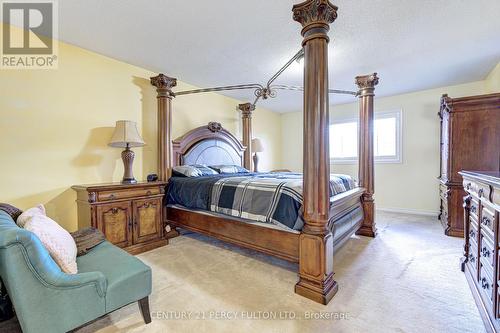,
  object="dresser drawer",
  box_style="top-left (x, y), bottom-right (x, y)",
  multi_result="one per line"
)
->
top-left (98, 187), bottom-right (161, 202)
top-left (467, 237), bottom-right (479, 277)
top-left (469, 217), bottom-right (479, 244)
top-left (480, 203), bottom-right (497, 239)
top-left (470, 198), bottom-right (480, 220)
top-left (464, 180), bottom-right (491, 201)
top-left (479, 266), bottom-right (495, 312)
top-left (480, 234), bottom-right (495, 272)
